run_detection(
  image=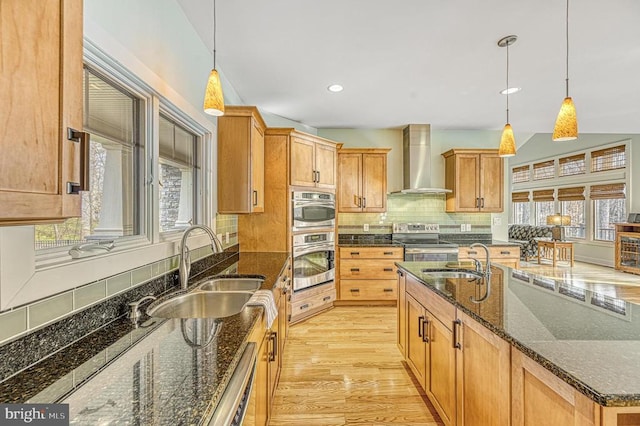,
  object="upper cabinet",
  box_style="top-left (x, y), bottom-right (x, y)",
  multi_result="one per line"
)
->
top-left (441, 149), bottom-right (503, 213)
top-left (217, 106), bottom-right (266, 213)
top-left (290, 135), bottom-right (336, 189)
top-left (337, 148), bottom-right (390, 213)
top-left (0, 0), bottom-right (85, 225)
